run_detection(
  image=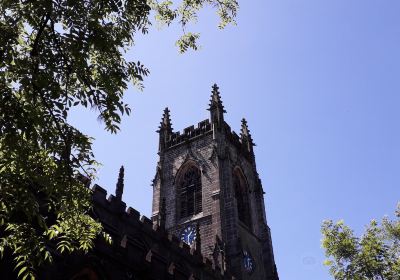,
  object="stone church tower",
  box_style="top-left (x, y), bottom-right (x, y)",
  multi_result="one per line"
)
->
top-left (152, 85), bottom-right (279, 280)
